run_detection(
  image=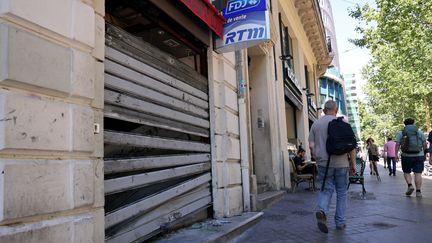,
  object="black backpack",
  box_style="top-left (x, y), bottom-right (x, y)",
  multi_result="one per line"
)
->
top-left (321, 117), bottom-right (357, 190)
top-left (326, 117), bottom-right (357, 155)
